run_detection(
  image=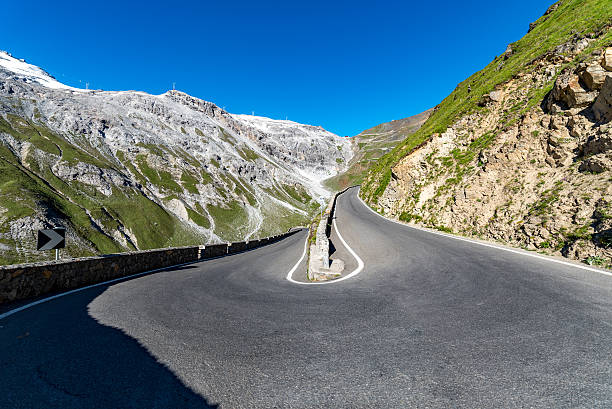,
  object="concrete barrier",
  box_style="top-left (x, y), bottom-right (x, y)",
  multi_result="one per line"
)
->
top-left (0, 229), bottom-right (303, 305)
top-left (201, 243), bottom-right (228, 259)
top-left (228, 242), bottom-right (247, 254)
top-left (246, 240), bottom-right (260, 249)
top-left (0, 246), bottom-right (199, 304)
